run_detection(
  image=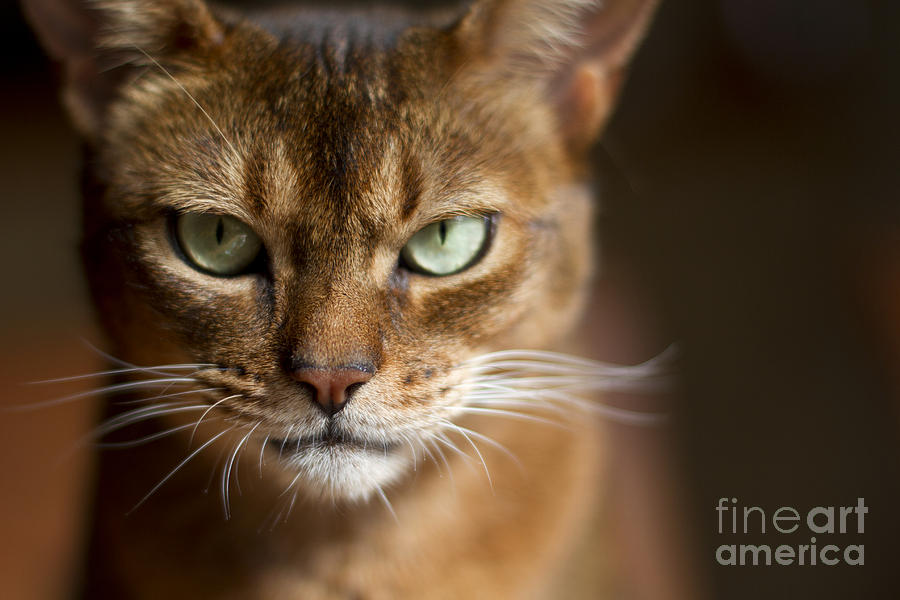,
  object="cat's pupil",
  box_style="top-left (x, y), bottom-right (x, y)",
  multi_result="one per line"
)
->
top-left (215, 218), bottom-right (224, 245)
top-left (438, 220), bottom-right (447, 245)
